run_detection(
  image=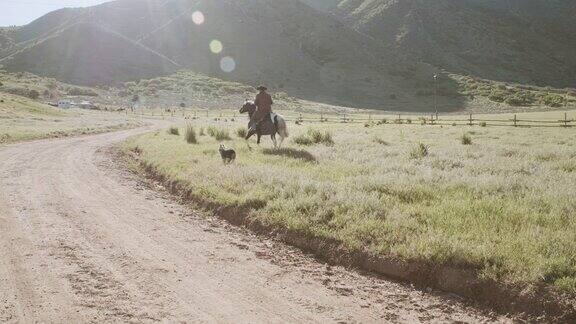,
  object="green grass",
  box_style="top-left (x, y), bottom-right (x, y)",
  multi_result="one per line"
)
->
top-left (185, 125), bottom-right (198, 144)
top-left (409, 143), bottom-right (429, 159)
top-left (293, 128), bottom-right (334, 146)
top-left (167, 127), bottom-right (180, 136)
top-left (460, 133), bottom-right (473, 145)
top-left (207, 126), bottom-right (231, 141)
top-left (122, 114), bottom-right (576, 295)
top-left (236, 127), bottom-right (247, 138)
